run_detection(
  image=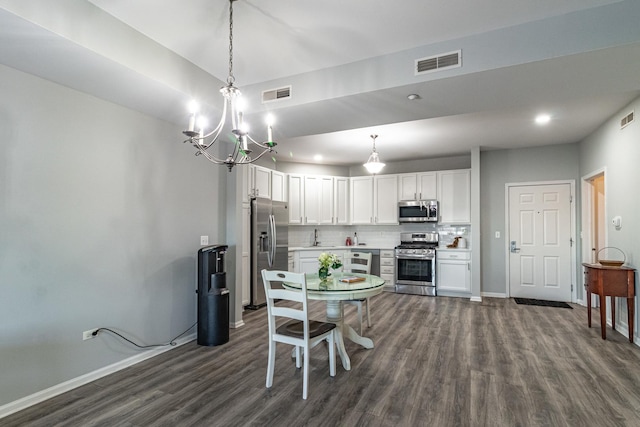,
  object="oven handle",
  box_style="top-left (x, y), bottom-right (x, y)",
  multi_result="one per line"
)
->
top-left (395, 254), bottom-right (436, 260)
